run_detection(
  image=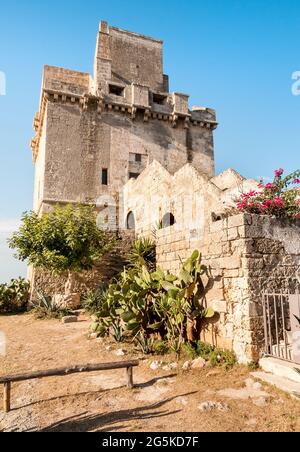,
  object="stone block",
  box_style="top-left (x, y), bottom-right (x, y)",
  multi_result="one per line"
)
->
top-left (227, 227), bottom-right (239, 241)
top-left (212, 300), bottom-right (227, 313)
top-left (223, 269), bottom-right (239, 278)
top-left (215, 336), bottom-right (233, 351)
top-left (227, 214), bottom-right (247, 229)
top-left (210, 220), bottom-right (223, 233)
top-left (238, 224), bottom-right (264, 239)
top-left (241, 257), bottom-right (264, 270)
top-left (209, 243), bottom-right (222, 255)
top-left (218, 256), bottom-right (241, 269)
top-left (61, 316), bottom-right (78, 324)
